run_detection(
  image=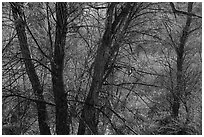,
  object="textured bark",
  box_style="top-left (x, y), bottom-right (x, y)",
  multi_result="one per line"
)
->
top-left (78, 40), bottom-right (110, 135)
top-left (11, 3), bottom-right (51, 135)
top-left (77, 3), bottom-right (132, 135)
top-left (51, 2), bottom-right (70, 134)
top-left (172, 2), bottom-right (193, 118)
